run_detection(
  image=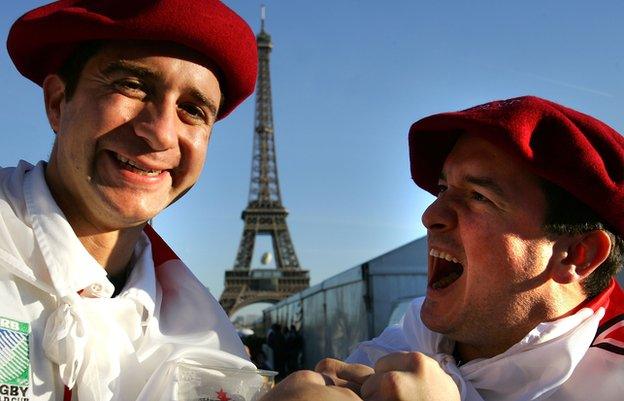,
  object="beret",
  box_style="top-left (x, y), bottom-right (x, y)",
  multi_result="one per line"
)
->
top-left (409, 96), bottom-right (624, 236)
top-left (6, 0), bottom-right (258, 120)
